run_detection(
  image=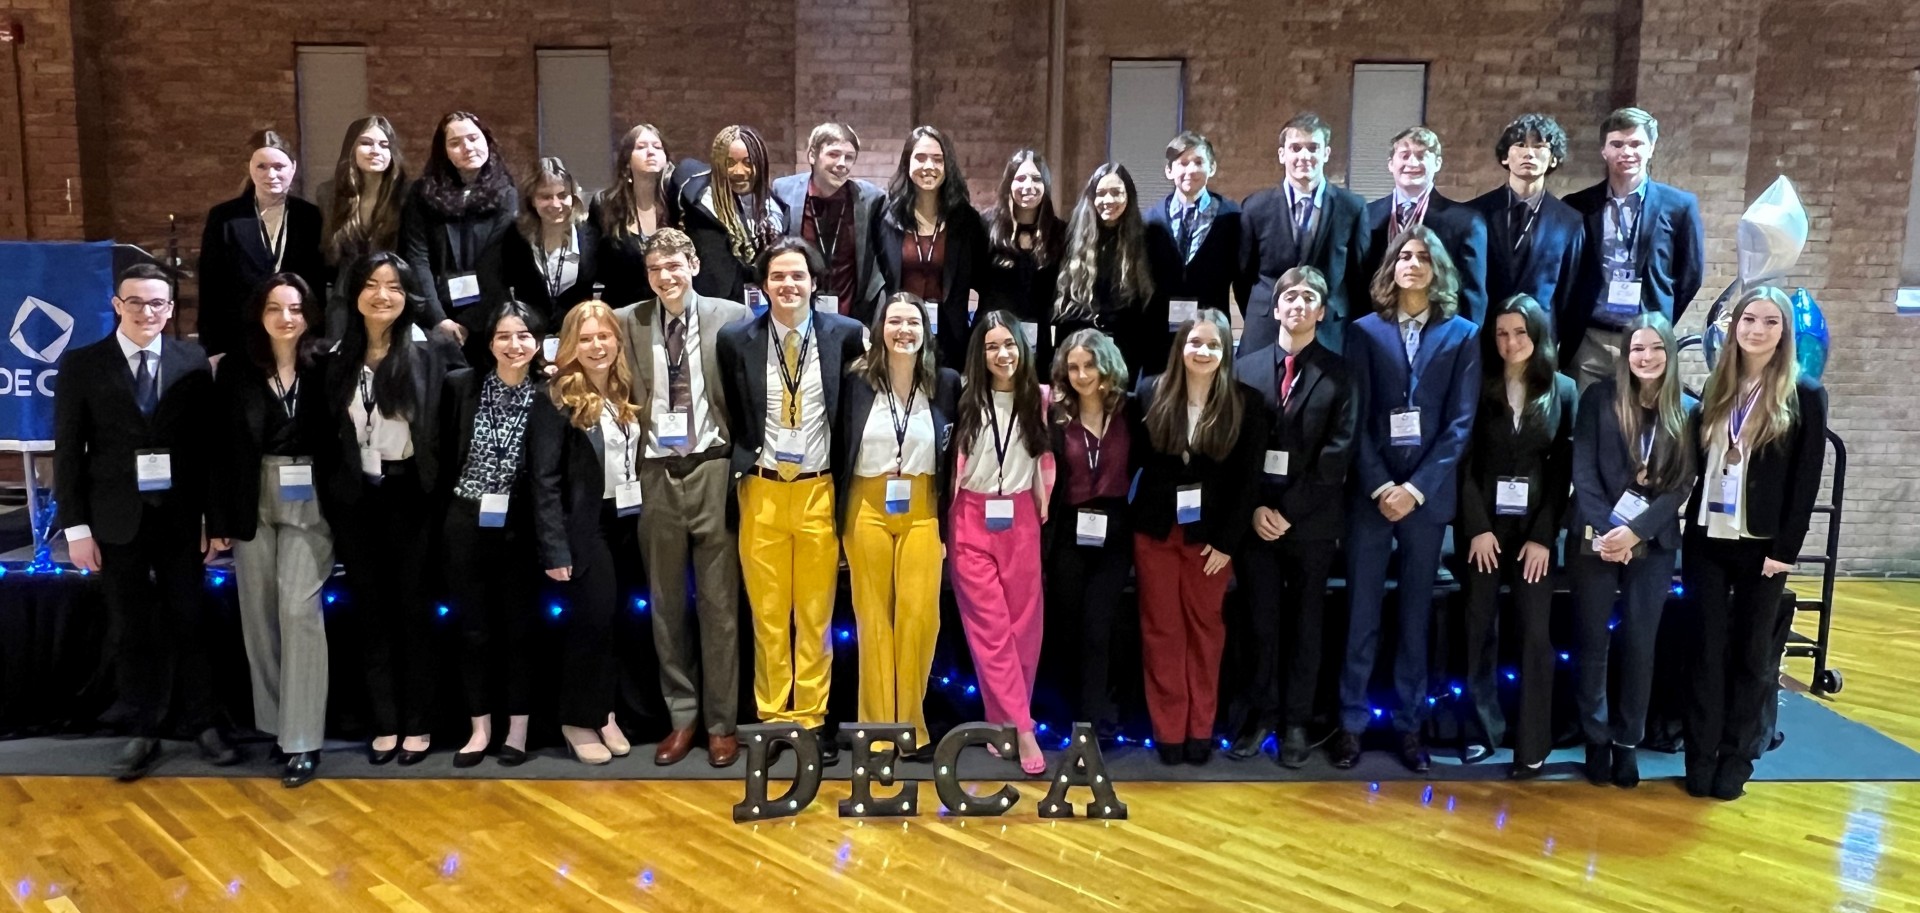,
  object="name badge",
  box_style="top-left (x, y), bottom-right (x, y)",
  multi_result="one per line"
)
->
top-left (745, 285), bottom-right (768, 316)
top-left (1389, 408), bottom-right (1422, 447)
top-left (277, 461), bottom-right (314, 501)
top-left (1606, 277), bottom-right (1643, 318)
top-left (447, 272), bottom-right (482, 309)
top-left (1609, 489), bottom-right (1650, 527)
top-left (542, 337), bottom-right (560, 362)
top-left (884, 477), bottom-right (913, 515)
top-left (771, 428), bottom-right (807, 466)
top-left (135, 450), bottom-right (172, 492)
top-left (1711, 466), bottom-right (1743, 515)
top-left (1075, 509), bottom-right (1108, 546)
top-left (1168, 298), bottom-right (1199, 330)
top-left (1263, 449), bottom-right (1290, 479)
top-left (1495, 477), bottom-right (1529, 516)
top-left (479, 492), bottom-right (510, 528)
top-left (814, 294), bottom-right (839, 315)
top-left (1019, 321), bottom-right (1039, 348)
top-left (360, 446), bottom-right (384, 481)
top-left (1176, 483), bottom-right (1203, 525)
top-left (614, 479), bottom-right (644, 517)
top-left (984, 497), bottom-right (1015, 532)
top-left (928, 308), bottom-right (938, 337)
top-left (658, 410), bottom-right (691, 449)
